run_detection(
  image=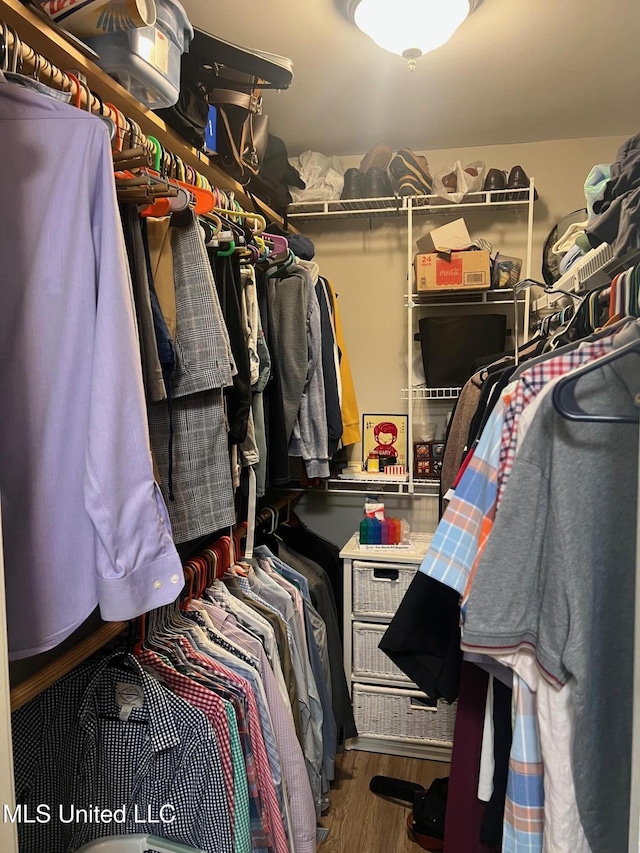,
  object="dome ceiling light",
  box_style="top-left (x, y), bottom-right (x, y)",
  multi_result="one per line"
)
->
top-left (343, 0), bottom-right (482, 69)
